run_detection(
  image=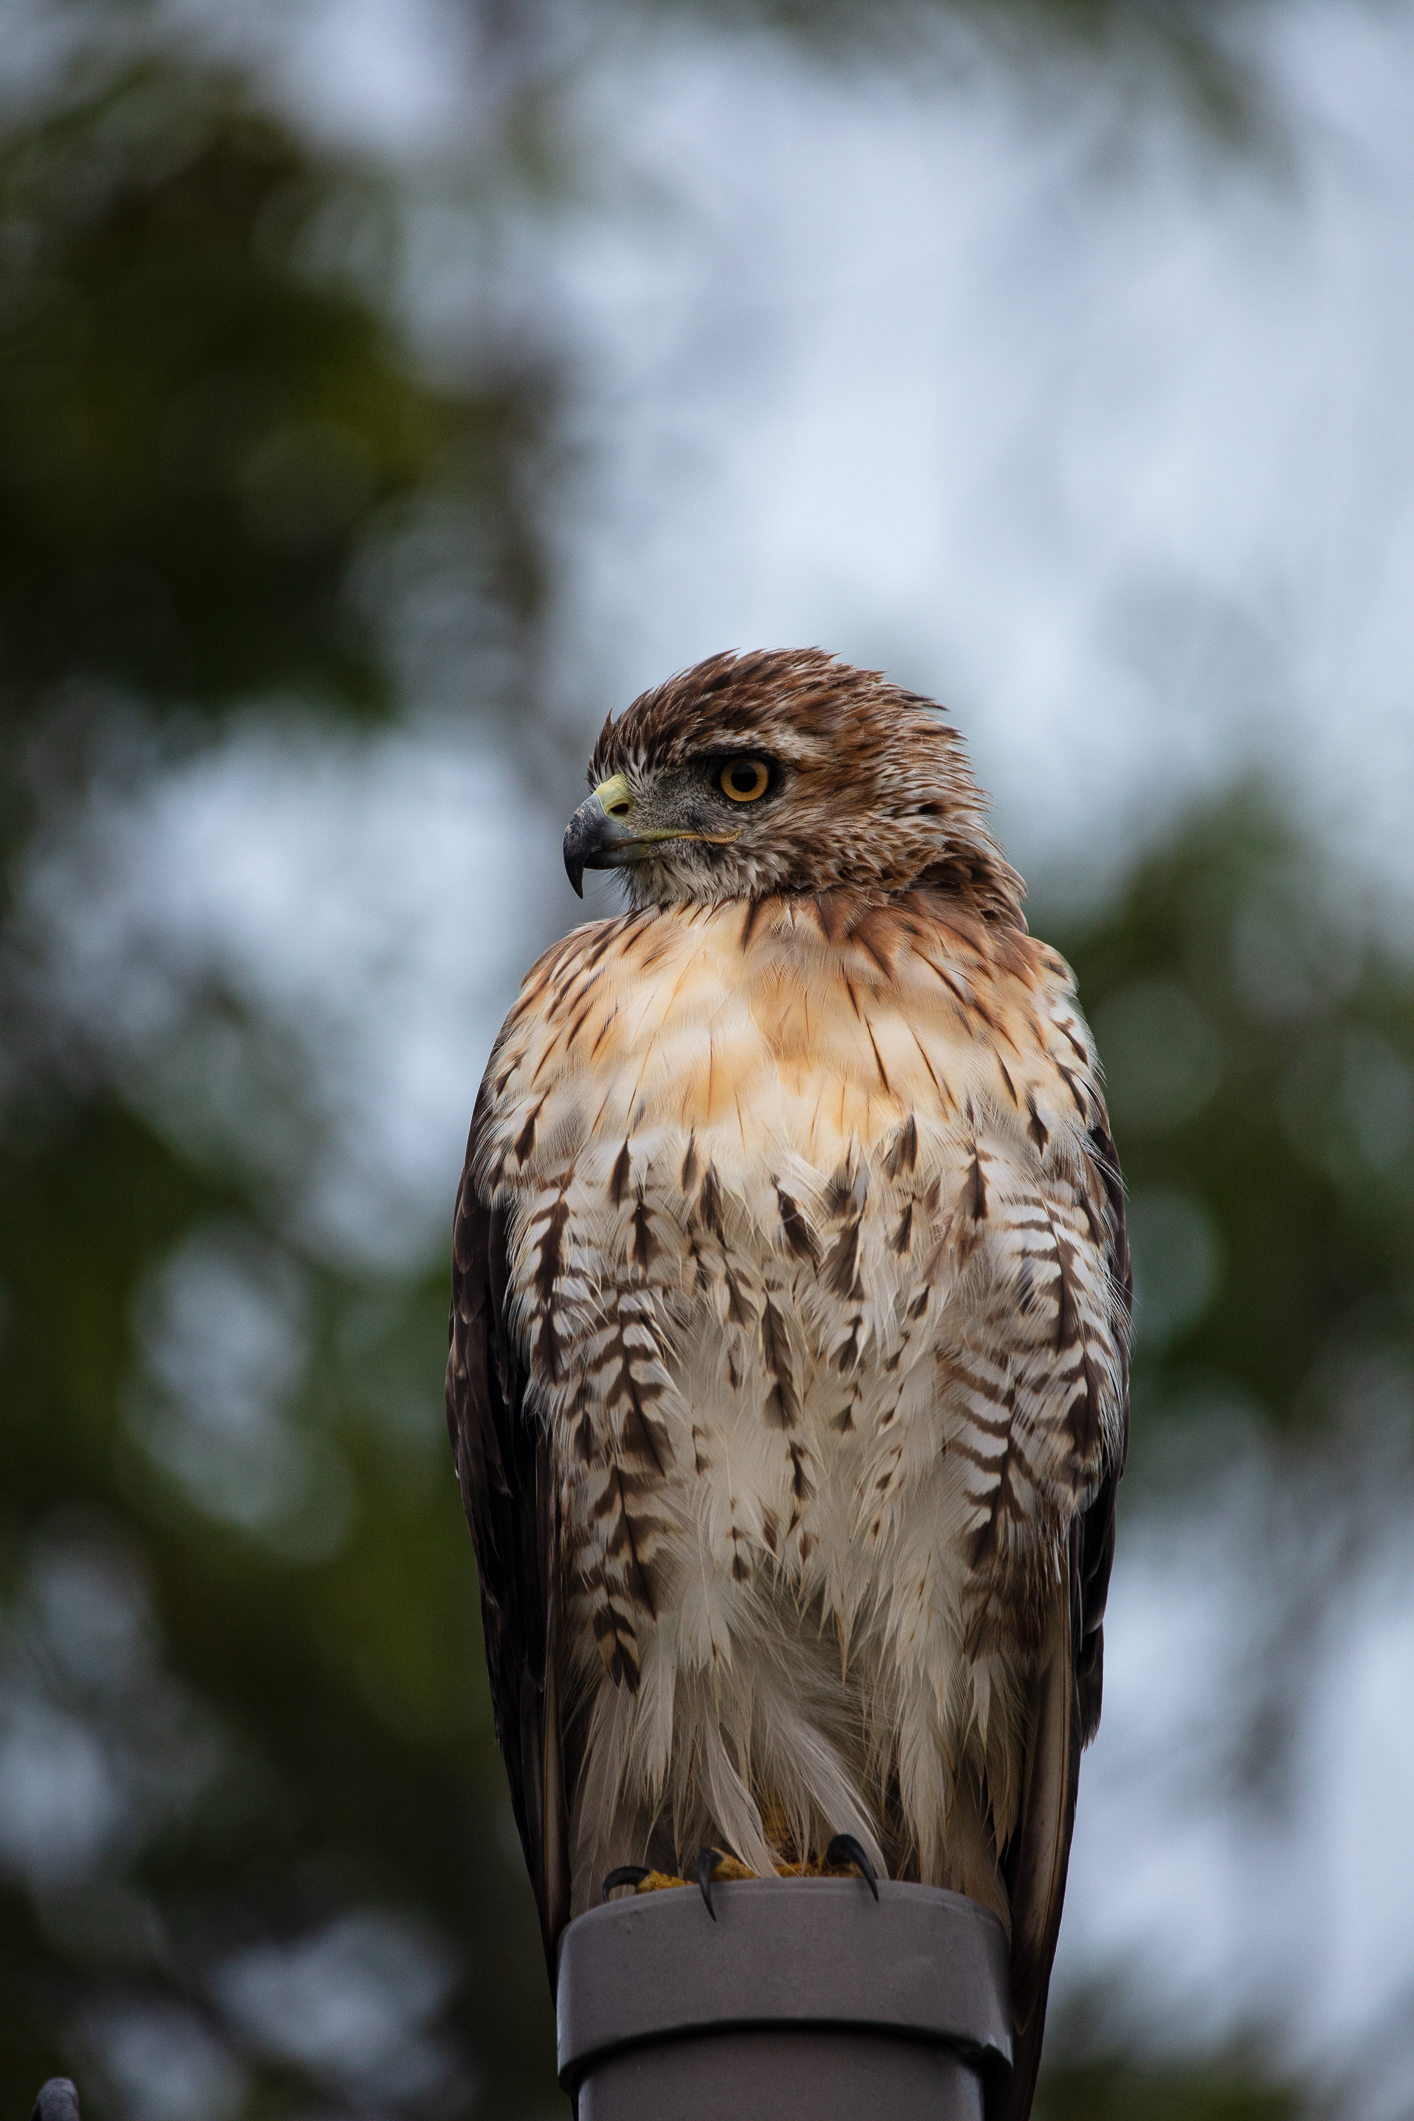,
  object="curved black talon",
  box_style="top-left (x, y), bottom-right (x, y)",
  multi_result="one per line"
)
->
top-left (601, 1865), bottom-right (652, 1902)
top-left (825, 1833), bottom-right (880, 1901)
top-left (697, 1846), bottom-right (722, 1920)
